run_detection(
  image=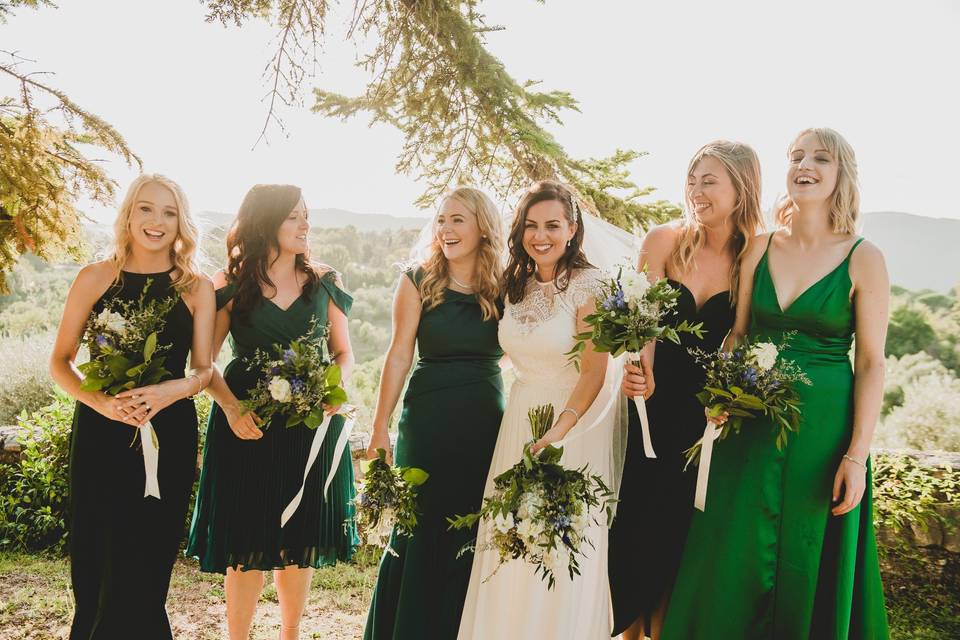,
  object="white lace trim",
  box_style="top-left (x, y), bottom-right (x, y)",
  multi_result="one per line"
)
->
top-left (508, 268), bottom-right (603, 335)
